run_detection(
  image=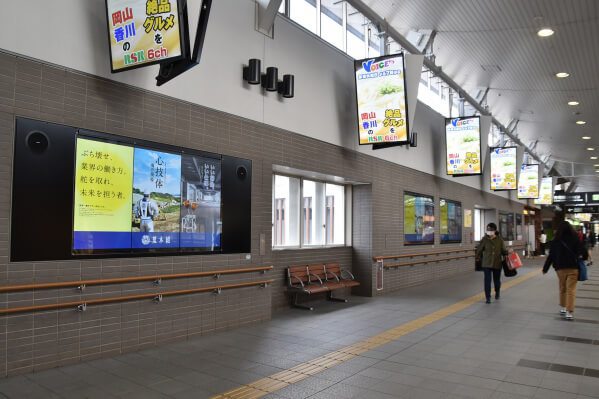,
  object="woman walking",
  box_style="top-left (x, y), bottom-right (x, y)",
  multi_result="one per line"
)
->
top-left (543, 221), bottom-right (588, 320)
top-left (476, 223), bottom-right (510, 304)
